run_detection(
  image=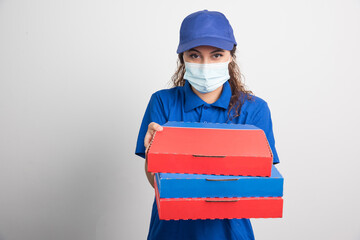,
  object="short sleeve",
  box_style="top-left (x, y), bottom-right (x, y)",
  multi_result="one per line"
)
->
top-left (250, 101), bottom-right (280, 164)
top-left (135, 92), bottom-right (168, 159)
